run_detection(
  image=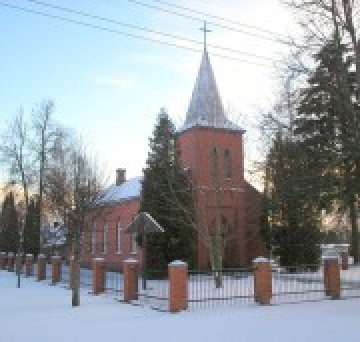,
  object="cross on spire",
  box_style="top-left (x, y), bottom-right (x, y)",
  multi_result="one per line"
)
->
top-left (200, 21), bottom-right (211, 51)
